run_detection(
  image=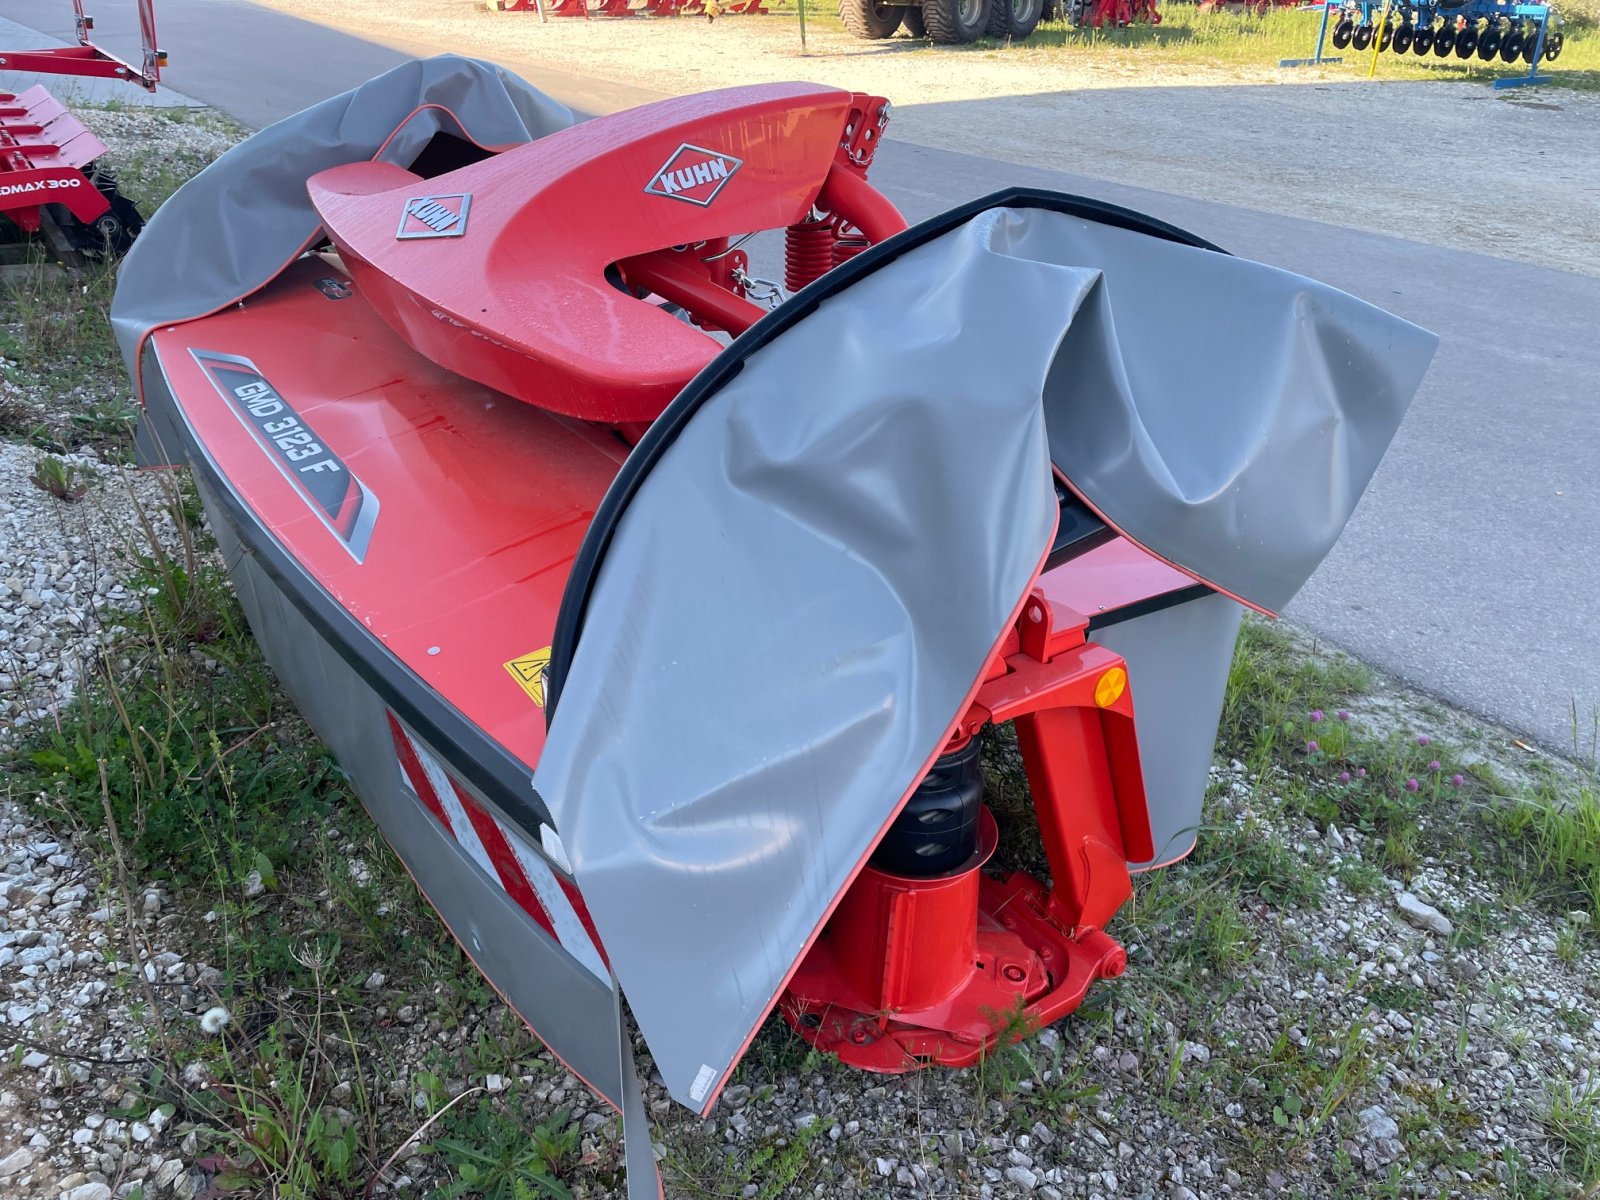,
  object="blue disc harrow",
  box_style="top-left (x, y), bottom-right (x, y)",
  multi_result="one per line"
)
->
top-left (1282, 0), bottom-right (1564, 87)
